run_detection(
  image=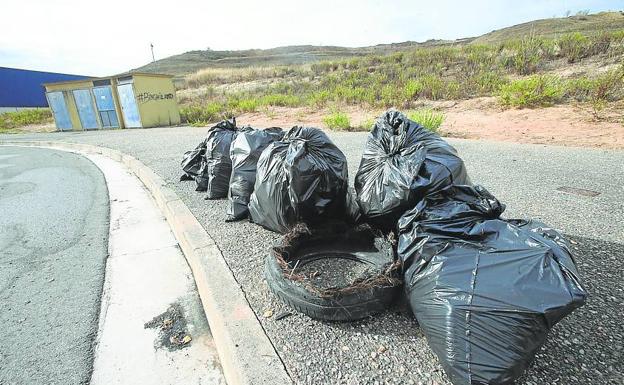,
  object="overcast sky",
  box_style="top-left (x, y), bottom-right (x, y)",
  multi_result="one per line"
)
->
top-left (1, 0), bottom-right (622, 76)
